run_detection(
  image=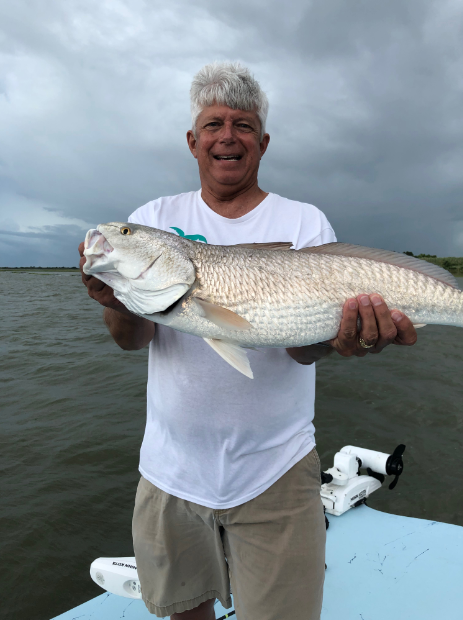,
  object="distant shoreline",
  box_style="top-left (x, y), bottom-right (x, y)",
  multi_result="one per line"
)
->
top-left (1, 259), bottom-right (463, 275)
top-left (3, 261), bottom-right (463, 275)
top-left (0, 267), bottom-right (80, 272)
top-left (410, 255), bottom-right (463, 276)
